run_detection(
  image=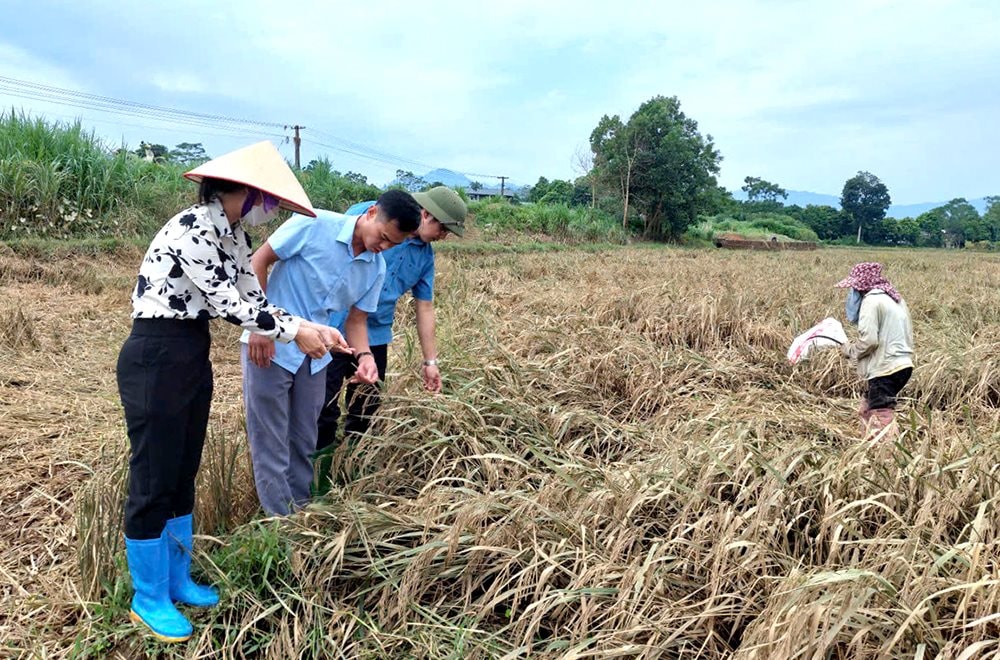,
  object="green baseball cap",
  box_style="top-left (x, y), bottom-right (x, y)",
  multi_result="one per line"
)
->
top-left (411, 186), bottom-right (468, 236)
